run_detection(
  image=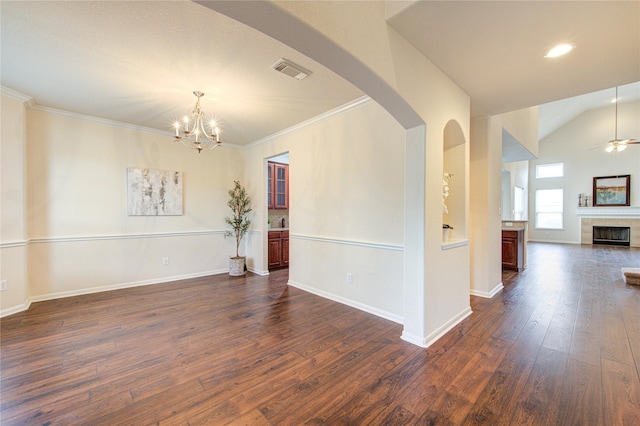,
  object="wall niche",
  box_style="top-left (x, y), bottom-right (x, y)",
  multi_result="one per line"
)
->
top-left (443, 120), bottom-right (467, 242)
